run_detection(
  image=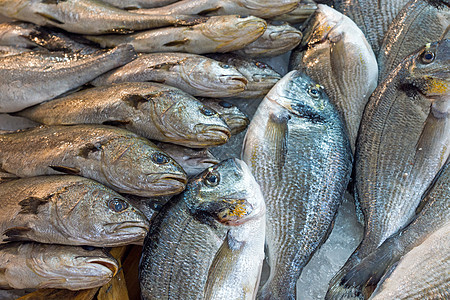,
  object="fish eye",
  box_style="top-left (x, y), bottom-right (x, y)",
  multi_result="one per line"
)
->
top-left (255, 62), bottom-right (267, 69)
top-left (151, 153), bottom-right (170, 164)
top-left (204, 171), bottom-right (220, 186)
top-left (200, 106), bottom-right (216, 116)
top-left (421, 51), bottom-right (435, 64)
top-left (220, 63), bottom-right (231, 69)
top-left (308, 86), bottom-right (321, 98)
top-left (82, 246), bottom-right (96, 251)
top-left (108, 198), bottom-right (129, 212)
top-left (219, 101), bottom-right (233, 108)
